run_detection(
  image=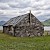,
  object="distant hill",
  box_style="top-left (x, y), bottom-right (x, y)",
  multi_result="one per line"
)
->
top-left (42, 19), bottom-right (50, 26)
top-left (0, 21), bottom-right (6, 26)
top-left (0, 17), bottom-right (10, 21)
